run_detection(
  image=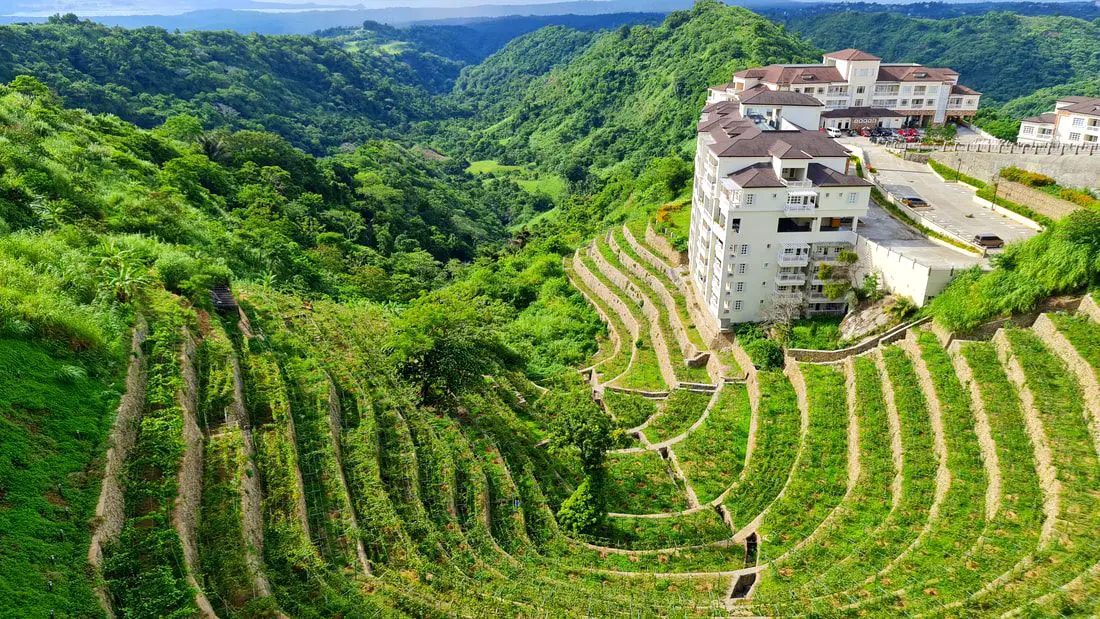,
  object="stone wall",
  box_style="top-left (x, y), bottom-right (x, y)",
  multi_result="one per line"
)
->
top-left (645, 223), bottom-right (686, 266)
top-left (994, 180), bottom-right (1080, 221)
top-left (608, 229), bottom-right (704, 364)
top-left (588, 240), bottom-right (680, 389)
top-left (787, 317), bottom-right (930, 363)
top-left (573, 248), bottom-right (642, 342)
top-left (565, 257), bottom-right (623, 375)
